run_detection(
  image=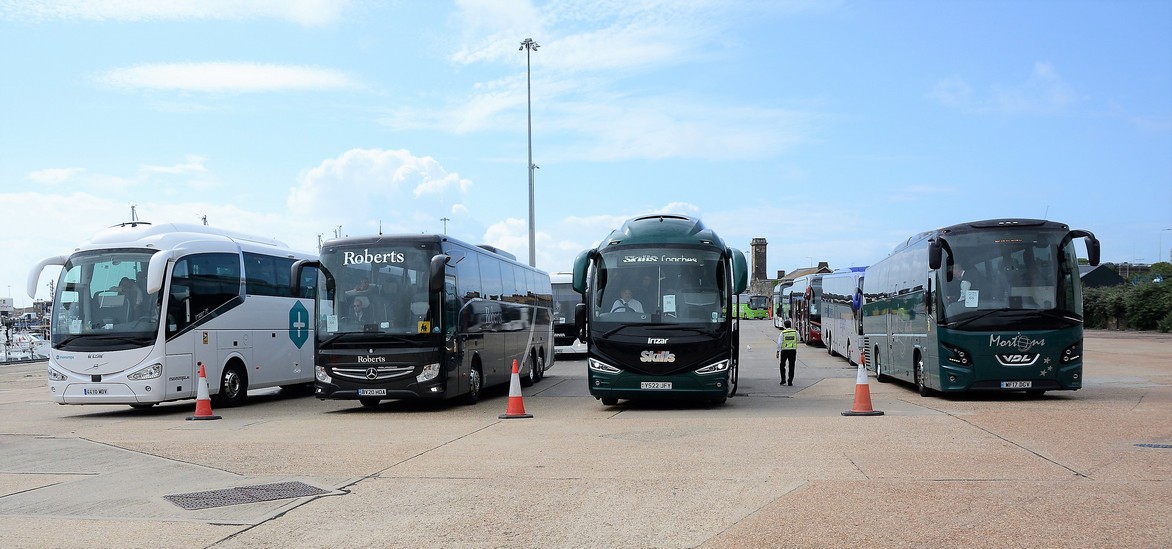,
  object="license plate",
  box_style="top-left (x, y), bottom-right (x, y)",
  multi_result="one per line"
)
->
top-left (83, 388), bottom-right (108, 395)
top-left (357, 388), bottom-right (387, 396)
top-left (1001, 381), bottom-right (1032, 389)
top-left (640, 381), bottom-right (672, 390)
